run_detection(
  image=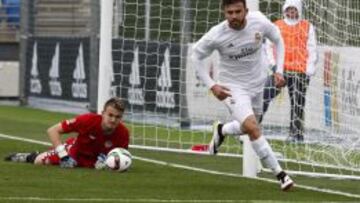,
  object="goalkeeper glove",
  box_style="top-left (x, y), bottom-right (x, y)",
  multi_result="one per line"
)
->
top-left (60, 156), bottom-right (77, 168)
top-left (94, 153), bottom-right (107, 170)
top-left (55, 144), bottom-right (77, 168)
